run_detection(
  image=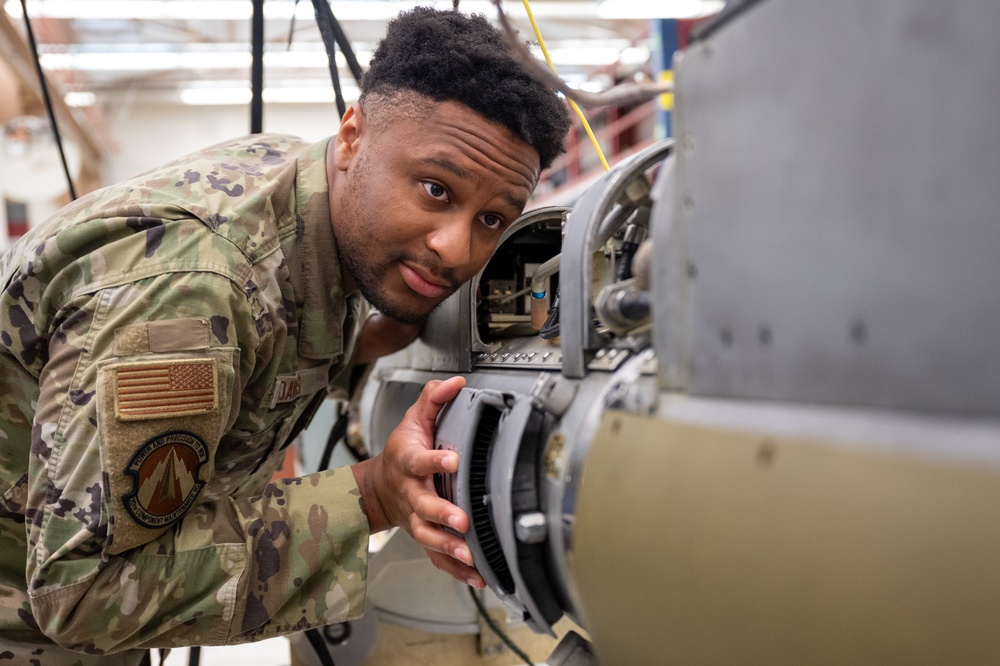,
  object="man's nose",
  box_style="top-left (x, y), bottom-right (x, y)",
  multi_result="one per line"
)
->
top-left (426, 213), bottom-right (473, 269)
